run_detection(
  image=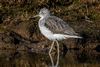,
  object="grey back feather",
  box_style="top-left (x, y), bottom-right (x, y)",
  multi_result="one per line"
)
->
top-left (45, 16), bottom-right (78, 35)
